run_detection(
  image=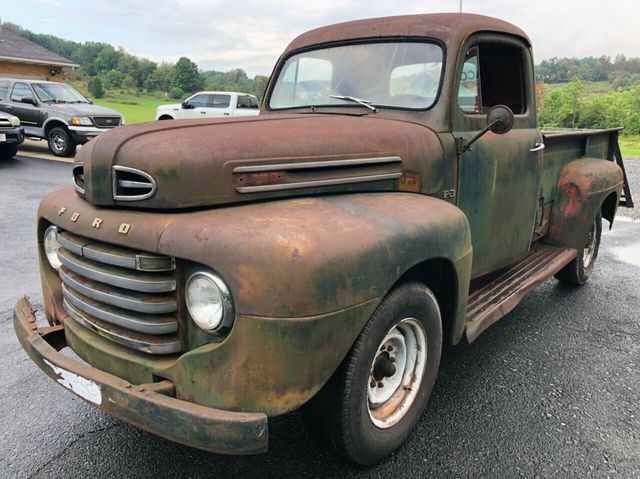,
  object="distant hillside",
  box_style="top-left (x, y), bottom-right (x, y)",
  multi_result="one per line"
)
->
top-left (4, 23), bottom-right (269, 100)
